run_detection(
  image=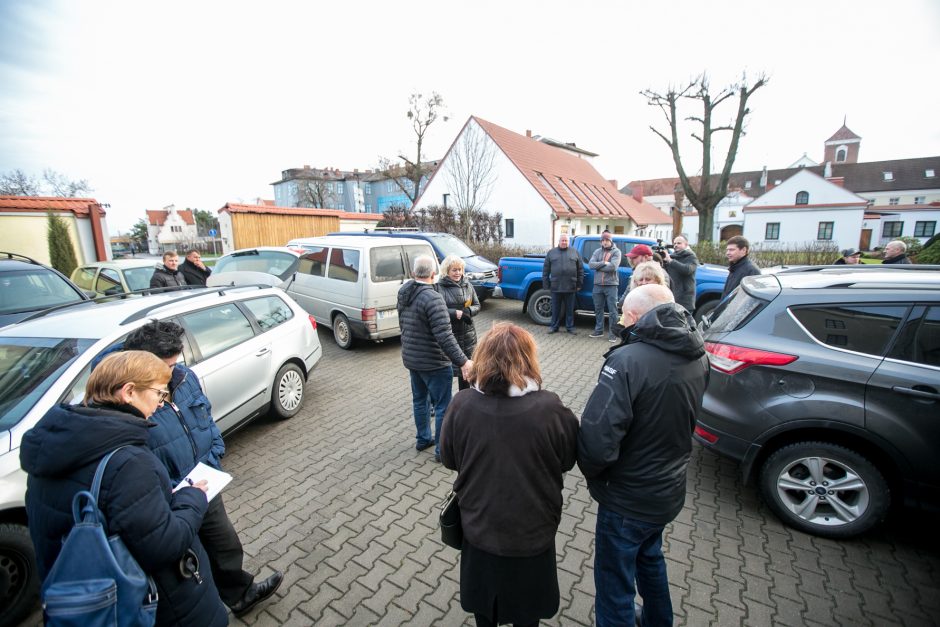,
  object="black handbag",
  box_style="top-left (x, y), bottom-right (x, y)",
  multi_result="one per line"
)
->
top-left (439, 490), bottom-right (463, 549)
